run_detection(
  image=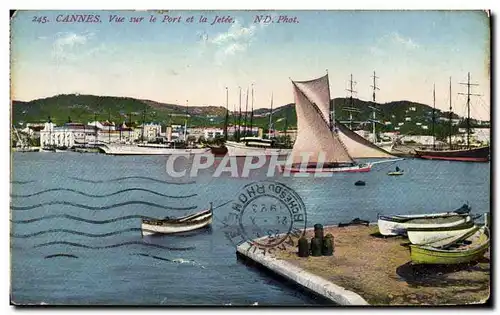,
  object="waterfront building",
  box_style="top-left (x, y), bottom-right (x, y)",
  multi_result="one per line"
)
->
top-left (39, 122), bottom-right (74, 148)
